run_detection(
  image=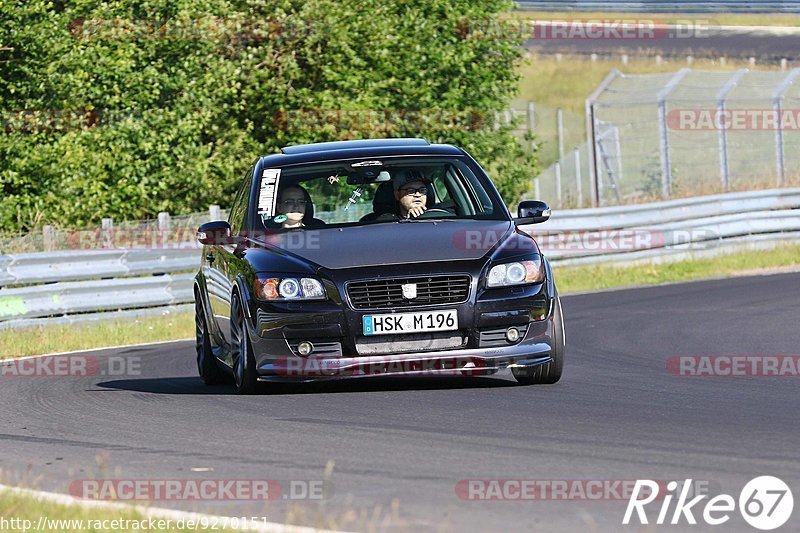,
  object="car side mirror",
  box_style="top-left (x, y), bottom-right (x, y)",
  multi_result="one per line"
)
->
top-left (514, 200), bottom-right (551, 225)
top-left (197, 220), bottom-right (232, 245)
